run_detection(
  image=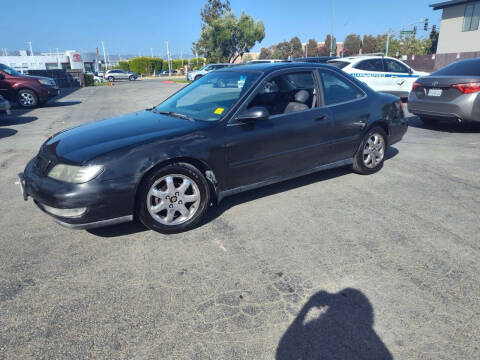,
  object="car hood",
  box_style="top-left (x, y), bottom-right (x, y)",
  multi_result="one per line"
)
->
top-left (43, 110), bottom-right (212, 163)
top-left (27, 75), bottom-right (55, 81)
